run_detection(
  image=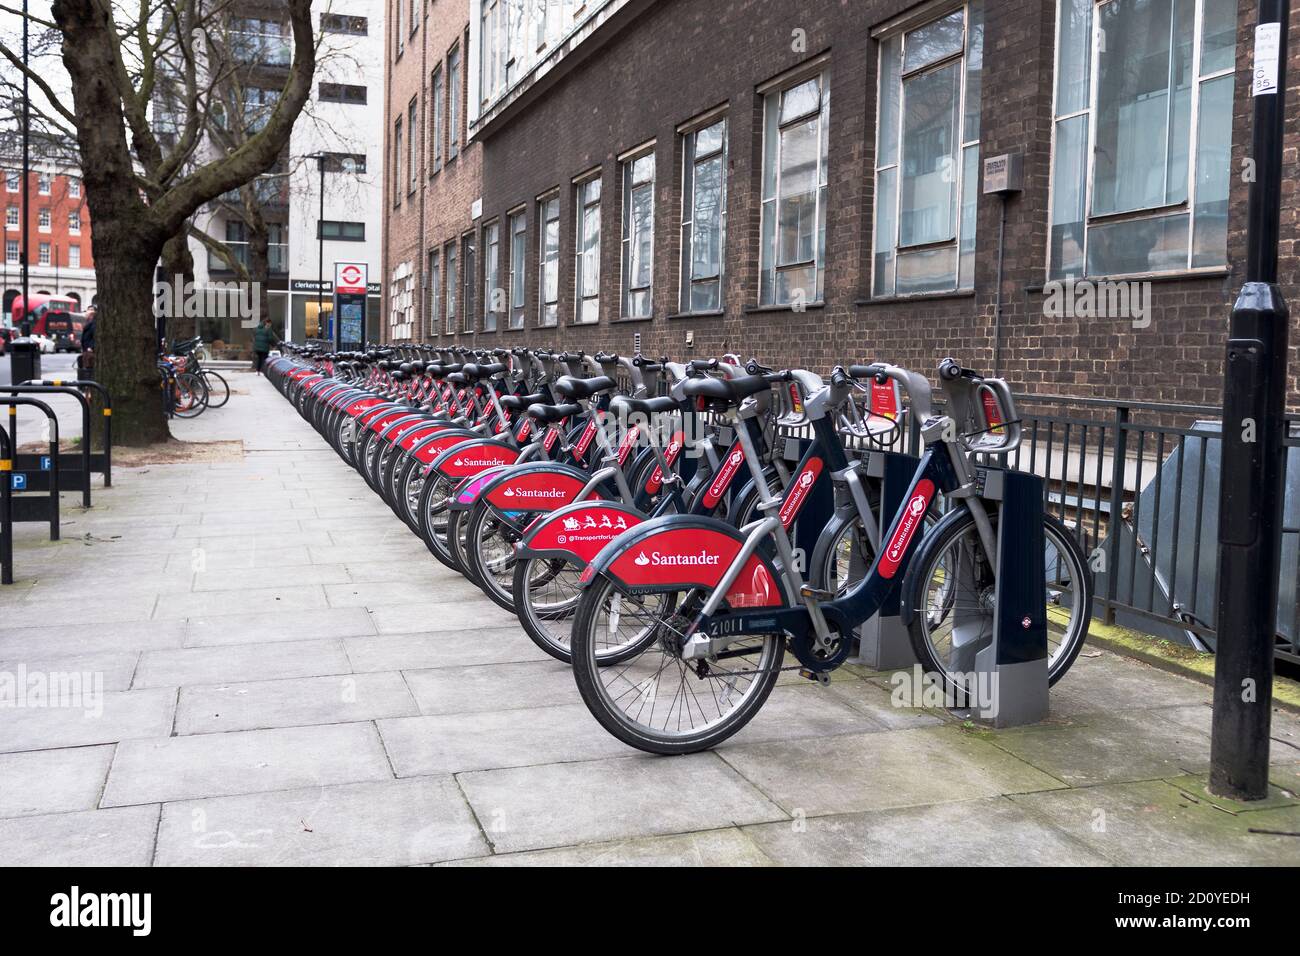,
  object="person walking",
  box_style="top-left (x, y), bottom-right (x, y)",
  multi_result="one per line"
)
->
top-left (78, 304), bottom-right (97, 377)
top-left (252, 317), bottom-right (279, 375)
